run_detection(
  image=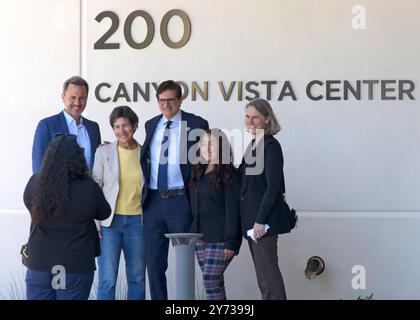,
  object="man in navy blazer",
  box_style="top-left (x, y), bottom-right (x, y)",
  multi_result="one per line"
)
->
top-left (32, 76), bottom-right (101, 173)
top-left (140, 80), bottom-right (209, 300)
